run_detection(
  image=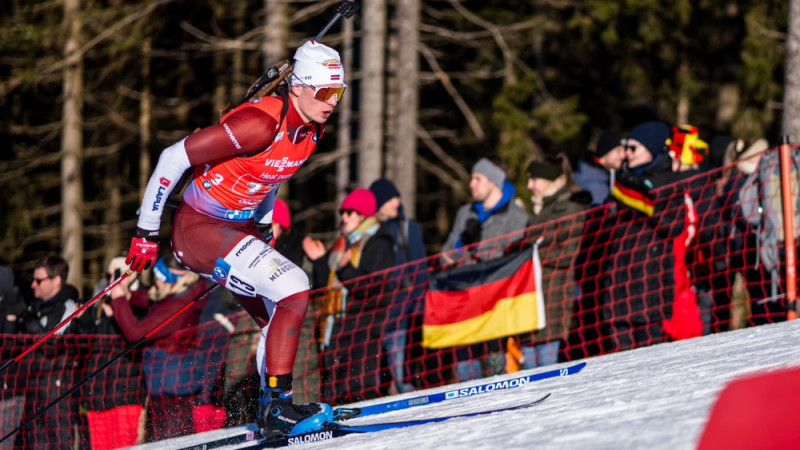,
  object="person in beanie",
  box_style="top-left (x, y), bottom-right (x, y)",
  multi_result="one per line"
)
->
top-left (441, 157), bottom-right (528, 382)
top-left (605, 120), bottom-right (702, 351)
top-left (270, 198), bottom-right (306, 268)
top-left (573, 130), bottom-right (626, 206)
top-left (441, 157), bottom-right (528, 264)
top-left (122, 40), bottom-right (347, 439)
top-left (369, 178), bottom-right (428, 394)
top-left (510, 154), bottom-right (590, 369)
top-left (303, 188), bottom-right (395, 403)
